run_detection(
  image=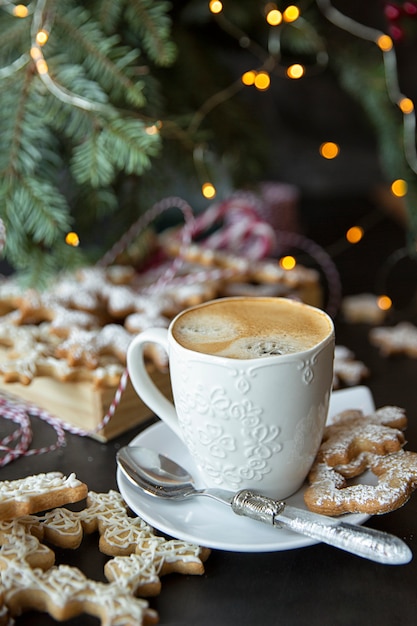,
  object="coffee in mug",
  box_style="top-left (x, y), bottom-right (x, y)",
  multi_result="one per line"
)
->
top-left (172, 297), bottom-right (330, 358)
top-left (127, 297), bottom-right (334, 499)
